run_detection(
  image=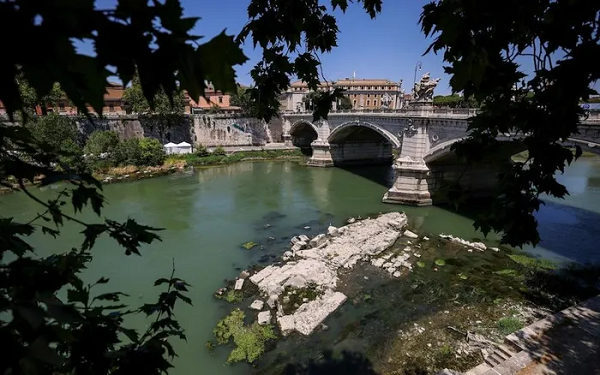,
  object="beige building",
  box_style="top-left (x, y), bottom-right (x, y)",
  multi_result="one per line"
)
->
top-left (335, 78), bottom-right (403, 110)
top-left (281, 78), bottom-right (404, 112)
